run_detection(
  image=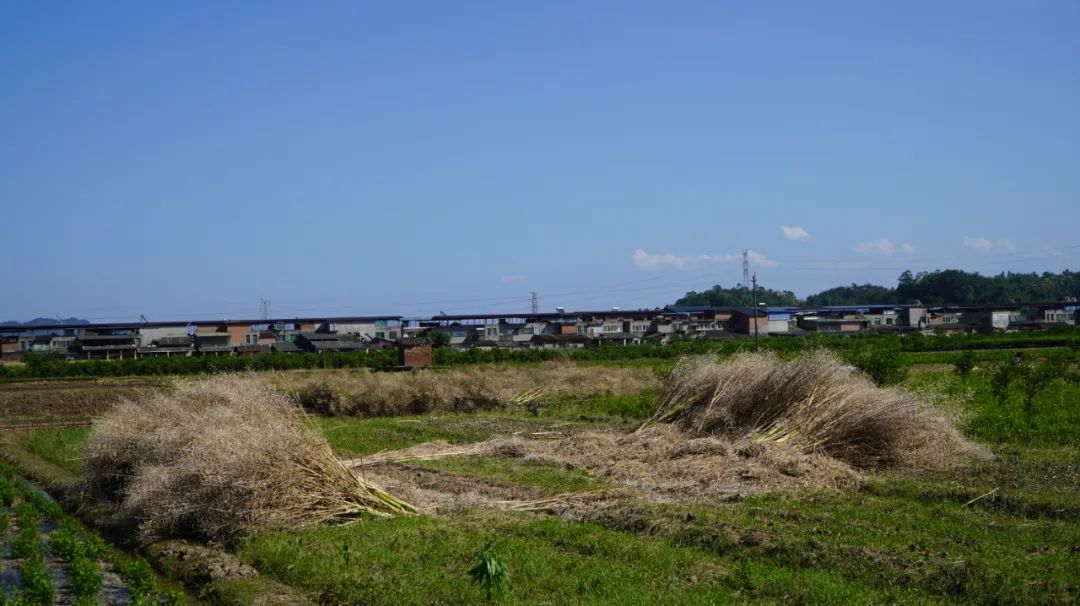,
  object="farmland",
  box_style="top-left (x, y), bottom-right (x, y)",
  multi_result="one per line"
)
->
top-left (1, 349), bottom-right (1079, 604)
